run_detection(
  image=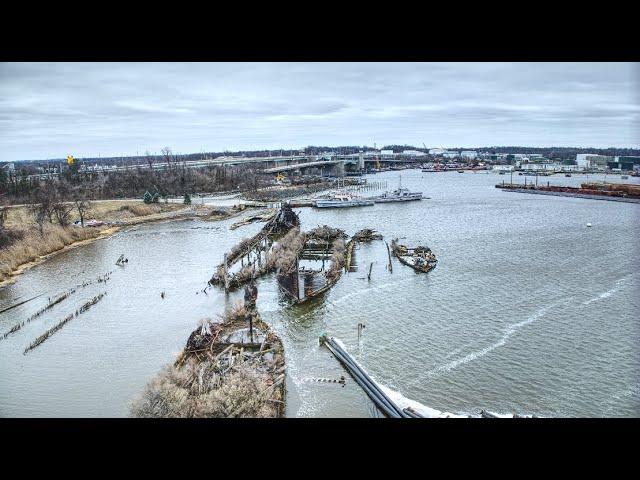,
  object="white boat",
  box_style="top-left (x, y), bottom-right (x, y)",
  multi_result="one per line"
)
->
top-left (314, 193), bottom-right (374, 208)
top-left (372, 175), bottom-right (423, 203)
top-left (373, 187), bottom-right (423, 203)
